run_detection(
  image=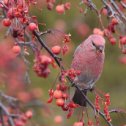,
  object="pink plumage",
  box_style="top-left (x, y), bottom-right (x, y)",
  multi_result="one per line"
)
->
top-left (71, 34), bottom-right (105, 106)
